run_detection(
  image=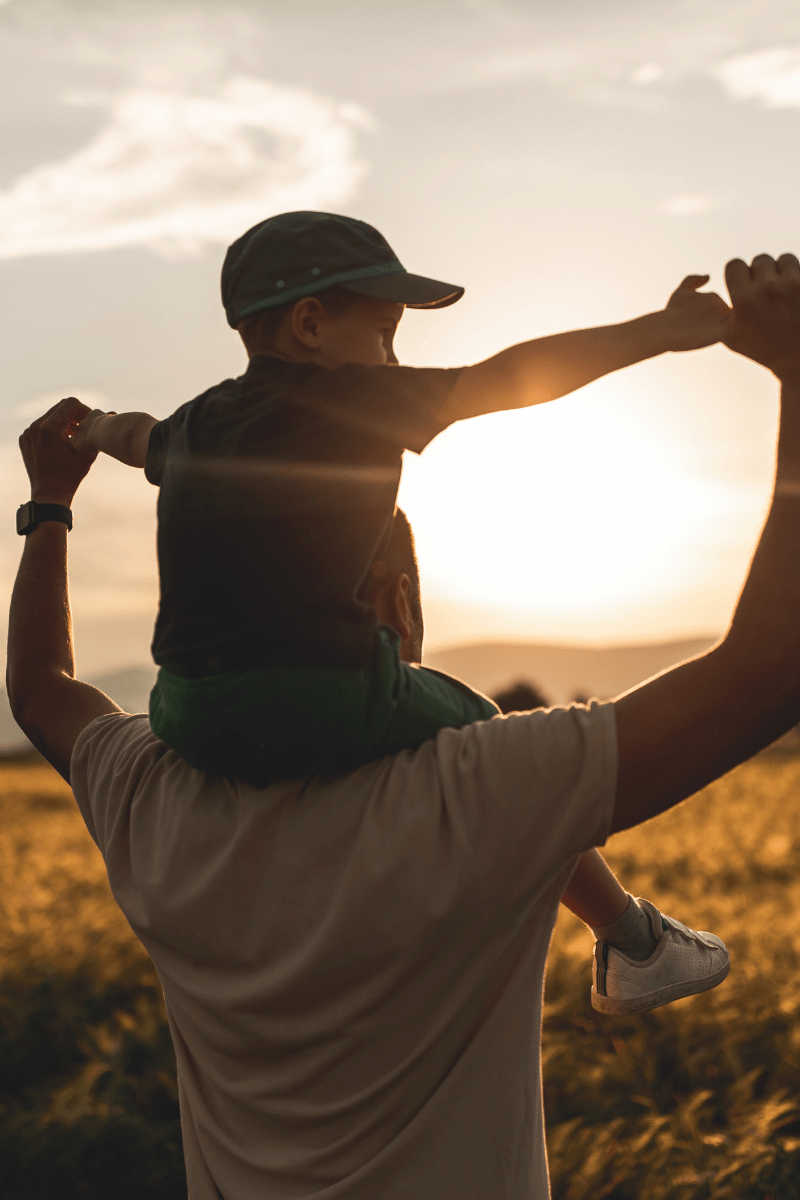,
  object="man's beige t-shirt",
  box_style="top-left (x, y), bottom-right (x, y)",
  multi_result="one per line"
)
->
top-left (71, 701), bottom-right (616, 1200)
